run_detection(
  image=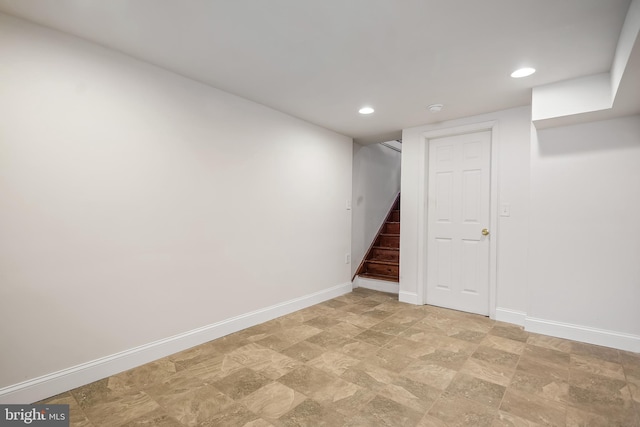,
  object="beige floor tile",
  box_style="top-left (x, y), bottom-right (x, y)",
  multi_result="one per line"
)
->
top-left (490, 324), bottom-right (530, 343)
top-left (167, 344), bottom-right (222, 372)
top-left (444, 372), bottom-right (506, 408)
top-left (107, 359), bottom-right (178, 393)
top-left (448, 328), bottom-right (487, 343)
top-left (303, 315), bottom-right (342, 330)
top-left (472, 345), bottom-right (521, 370)
top-left (323, 386), bottom-right (376, 417)
top-left (241, 382), bottom-right (306, 420)
top-left (422, 332), bottom-right (479, 355)
top-left (384, 309), bottom-right (427, 327)
top-left (277, 365), bottom-right (338, 397)
top-left (569, 353), bottom-right (626, 380)
top-left (500, 389), bottom-right (566, 427)
top-left (206, 333), bottom-right (251, 354)
top-left (143, 369), bottom-right (210, 407)
top-left (319, 299), bottom-right (350, 310)
top-left (254, 334), bottom-right (294, 351)
top-left (570, 341), bottom-right (620, 364)
top-left (33, 289), bottom-right (640, 427)
top-left (510, 364), bottom-right (569, 403)
top-left (492, 410), bottom-right (544, 426)
top-left (340, 311), bottom-right (382, 328)
top-left (565, 405), bottom-right (630, 427)
top-left (370, 320), bottom-right (412, 336)
top-left (70, 379), bottom-right (118, 410)
top-left (383, 336), bottom-right (437, 359)
top-left (361, 308), bottom-right (395, 321)
top-left (180, 353), bottom-right (245, 382)
top-left (280, 341), bottom-right (325, 362)
top-left (398, 327), bottom-right (436, 343)
top-left (481, 334), bottom-right (527, 355)
top-left (305, 330), bottom-right (357, 350)
top-left (203, 402), bottom-right (261, 426)
top-left (354, 329), bottom-right (396, 347)
top-left (417, 413), bottom-right (449, 427)
top-left (325, 321), bottom-right (366, 338)
top-left (361, 348), bottom-right (414, 373)
top-left (527, 334), bottom-right (573, 353)
top-left (562, 376), bottom-right (637, 424)
top-left (341, 362), bottom-right (400, 390)
top-left (346, 395), bottom-right (424, 427)
top-left (378, 375), bottom-right (441, 413)
top-left (338, 340), bottom-right (379, 360)
top-left (401, 360), bottom-right (457, 390)
top-left (81, 391), bottom-right (161, 427)
top-left (568, 368), bottom-right (630, 398)
top-left (42, 394), bottom-right (94, 427)
top-left (428, 394), bottom-right (498, 427)
top-left (243, 419), bottom-right (275, 427)
top-left (151, 384), bottom-right (234, 426)
top-left (227, 343), bottom-right (300, 380)
top-left (271, 324), bottom-right (323, 344)
top-left (460, 357), bottom-right (515, 387)
top-left (307, 350), bottom-right (361, 376)
top-left (418, 347), bottom-right (470, 370)
top-left (521, 344), bottom-right (571, 370)
top-left (277, 398), bottom-right (347, 427)
top-left (212, 367), bottom-right (272, 400)
top-left (119, 409), bottom-right (182, 427)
